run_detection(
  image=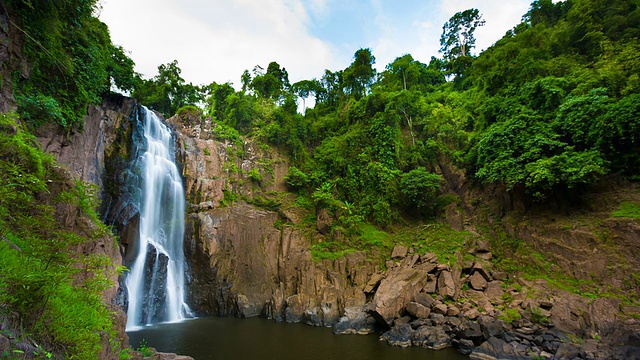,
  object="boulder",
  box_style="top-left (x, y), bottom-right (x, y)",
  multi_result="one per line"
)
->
top-left (316, 208), bottom-right (333, 234)
top-left (423, 274), bottom-right (437, 293)
top-left (333, 307), bottom-right (378, 335)
top-left (484, 281), bottom-right (504, 300)
top-left (446, 305), bottom-right (461, 316)
top-left (380, 323), bottom-right (413, 347)
top-left (464, 308), bottom-right (481, 320)
top-left (391, 245), bottom-right (408, 259)
top-left (406, 302), bottom-right (431, 319)
top-left (414, 292), bottom-right (436, 308)
top-left (456, 338), bottom-right (476, 355)
top-left (363, 273), bottom-right (384, 293)
top-left (412, 325), bottom-right (451, 350)
top-left (472, 262), bottom-right (492, 281)
top-left (469, 272), bottom-right (488, 291)
top-left (437, 270), bottom-right (456, 298)
top-left (369, 258), bottom-right (430, 326)
top-left (469, 336), bottom-right (524, 360)
top-left (433, 303), bottom-right (448, 315)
